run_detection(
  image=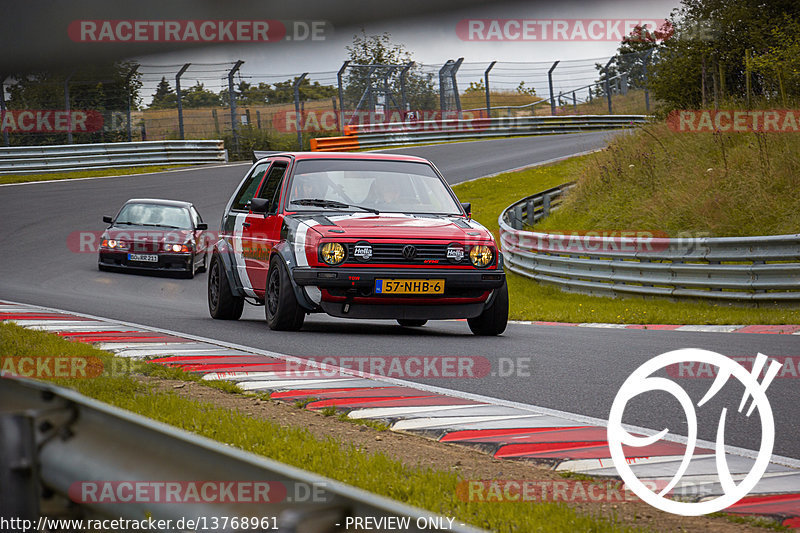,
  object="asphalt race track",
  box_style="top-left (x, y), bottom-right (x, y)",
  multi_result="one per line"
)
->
top-left (1, 131), bottom-right (797, 459)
